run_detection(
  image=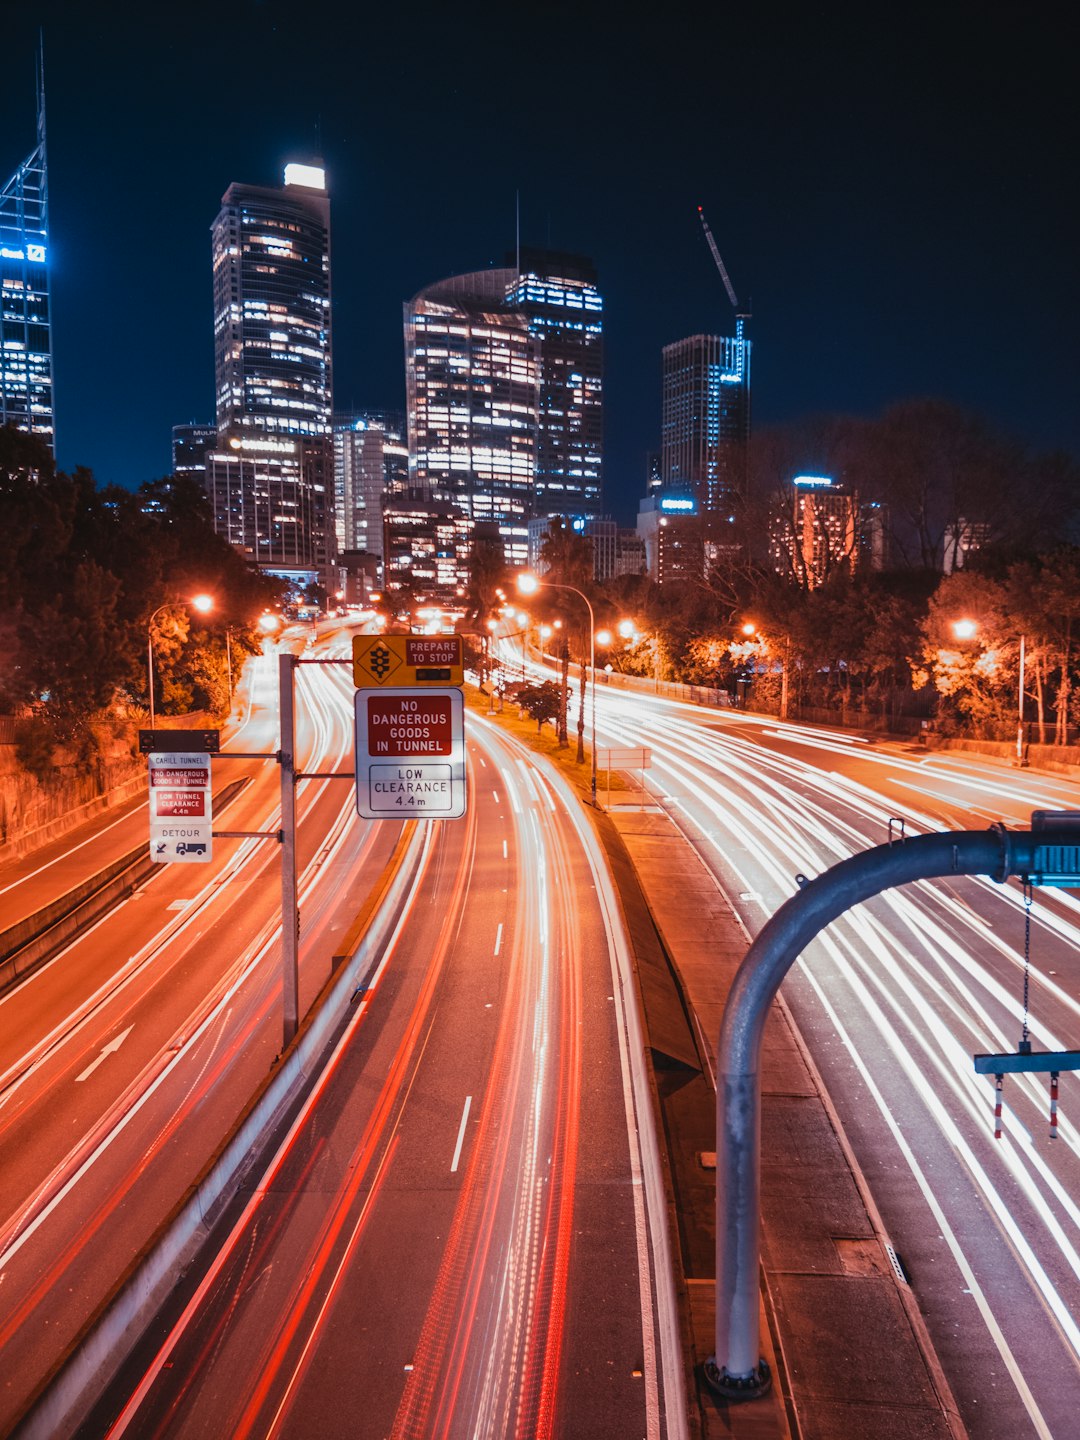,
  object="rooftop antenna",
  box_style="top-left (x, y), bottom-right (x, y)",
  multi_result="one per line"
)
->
top-left (515, 189), bottom-right (520, 276)
top-left (37, 30), bottom-right (46, 147)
